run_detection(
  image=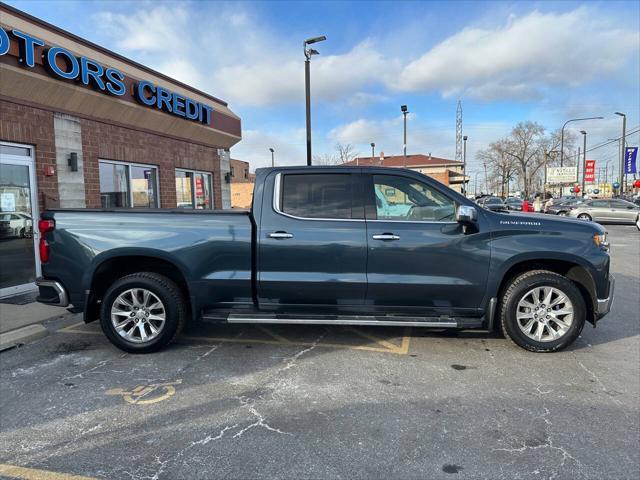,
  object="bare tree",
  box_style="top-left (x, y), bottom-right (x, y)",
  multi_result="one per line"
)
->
top-left (477, 140), bottom-right (518, 198)
top-left (335, 143), bottom-right (359, 164)
top-left (312, 152), bottom-right (339, 165)
top-left (501, 122), bottom-right (547, 197)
